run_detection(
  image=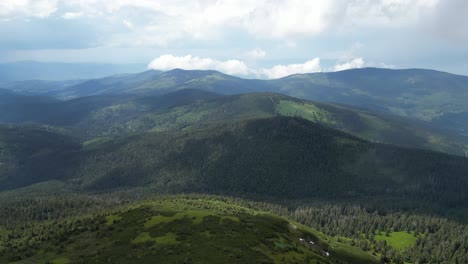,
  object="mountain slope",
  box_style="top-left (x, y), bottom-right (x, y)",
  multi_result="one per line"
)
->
top-left (2, 88), bottom-right (466, 155)
top-left (0, 125), bottom-right (81, 190)
top-left (0, 116), bottom-right (467, 211)
top-left (75, 117), bottom-right (468, 210)
top-left (3, 197), bottom-right (377, 264)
